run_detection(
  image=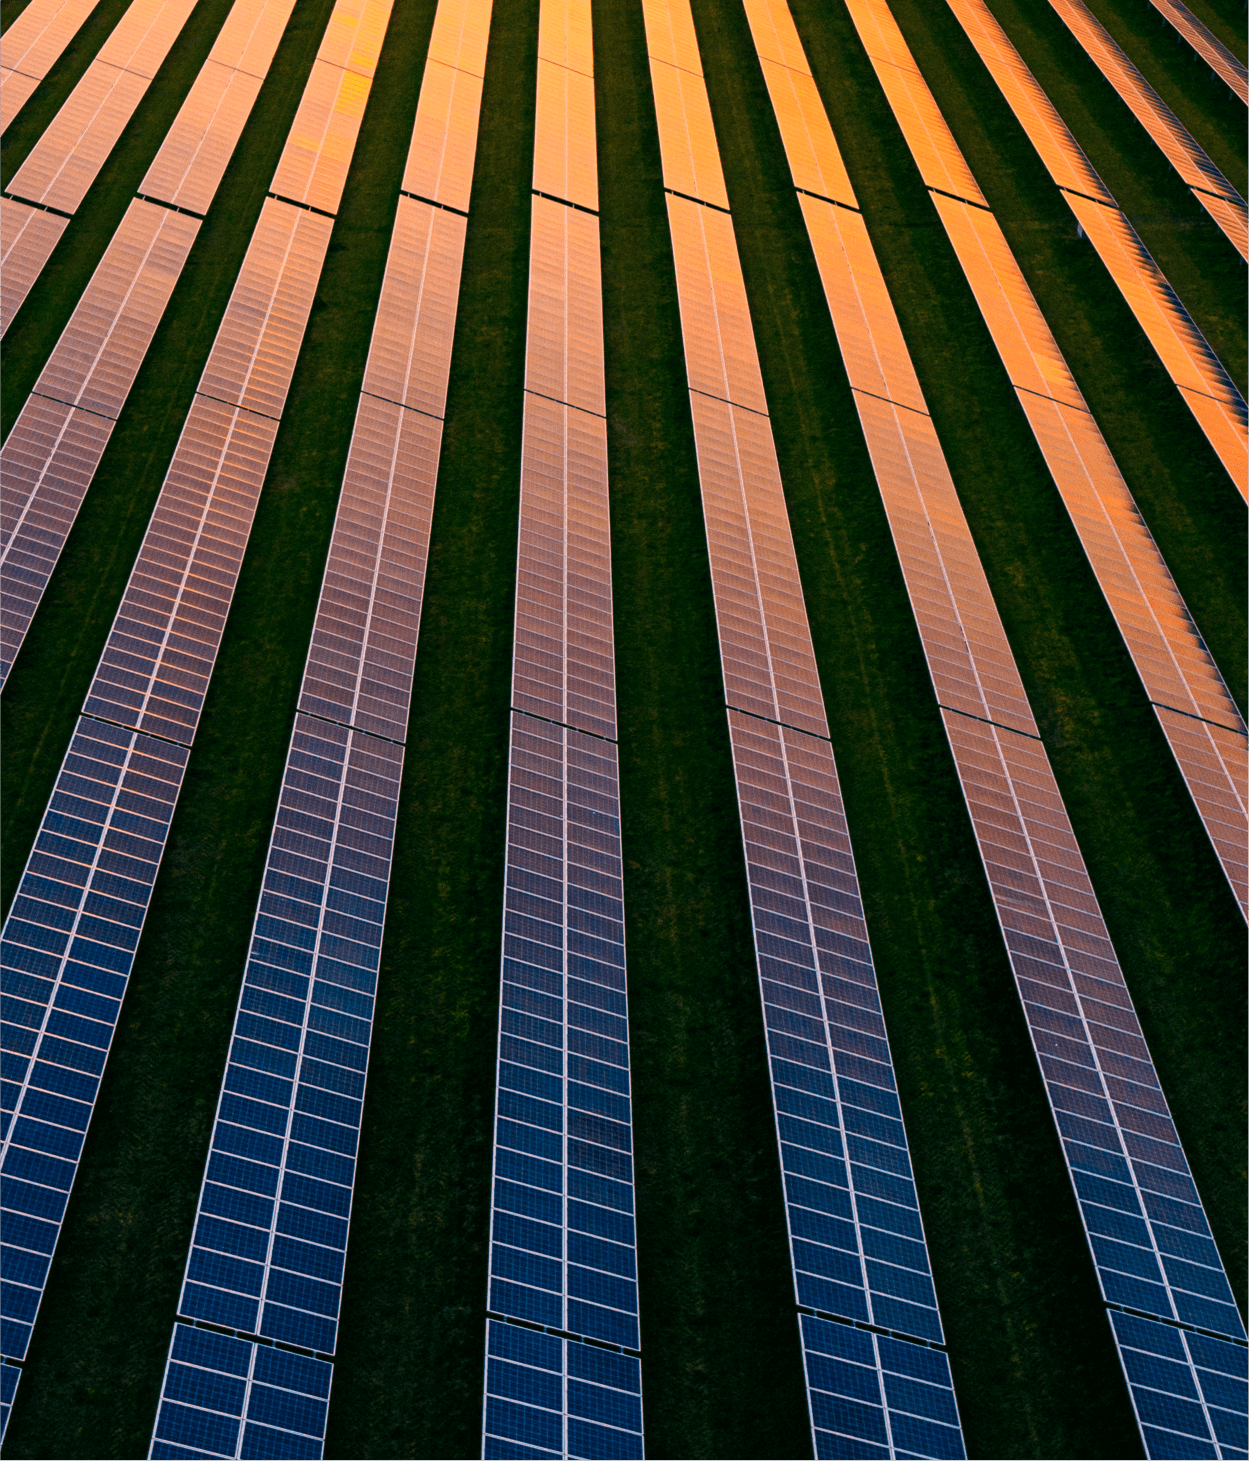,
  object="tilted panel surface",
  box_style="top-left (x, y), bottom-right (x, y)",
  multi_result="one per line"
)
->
top-left (0, 0), bottom-right (299, 687)
top-left (644, 4), bottom-right (966, 1454)
top-left (1047, 0), bottom-right (1247, 258)
top-left (944, 0), bottom-right (1248, 492)
top-left (401, 57), bottom-right (483, 211)
top-left (172, 714), bottom-right (402, 1355)
top-left (0, 200), bottom-right (199, 684)
top-left (151, 1321), bottom-right (333, 1458)
top-left (835, 0), bottom-right (1248, 912)
top-left (6, 0), bottom-right (199, 211)
top-left (147, 3), bottom-right (488, 1453)
top-left (1109, 1310), bottom-right (1248, 1459)
top-left (0, 0), bottom-right (99, 131)
top-left (483, 1317), bottom-right (644, 1460)
top-left (484, 3), bottom-right (645, 1452)
top-left (1148, 0), bottom-right (1247, 102)
top-left (267, 58), bottom-right (372, 215)
top-left (801, 5), bottom-right (1249, 1421)
top-left (511, 396), bottom-right (615, 742)
top-left (0, 202), bottom-right (69, 339)
top-left (3, 0), bottom-right (389, 1403)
